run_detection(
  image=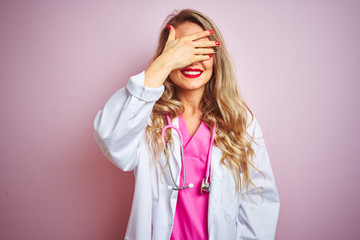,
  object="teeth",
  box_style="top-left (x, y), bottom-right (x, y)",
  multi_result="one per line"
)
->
top-left (183, 71), bottom-right (202, 75)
